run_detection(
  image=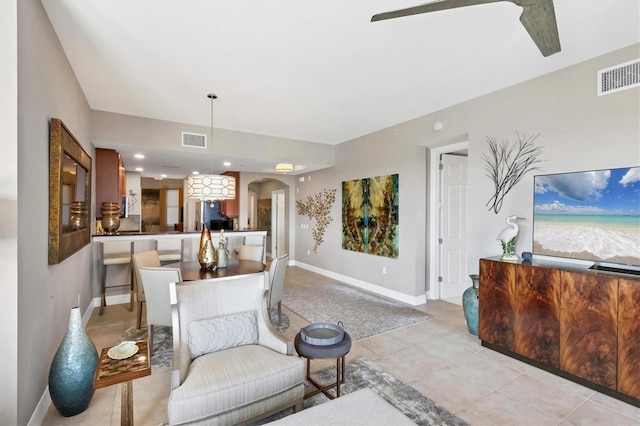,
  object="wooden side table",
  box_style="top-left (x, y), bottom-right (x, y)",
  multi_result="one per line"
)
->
top-left (93, 340), bottom-right (151, 426)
